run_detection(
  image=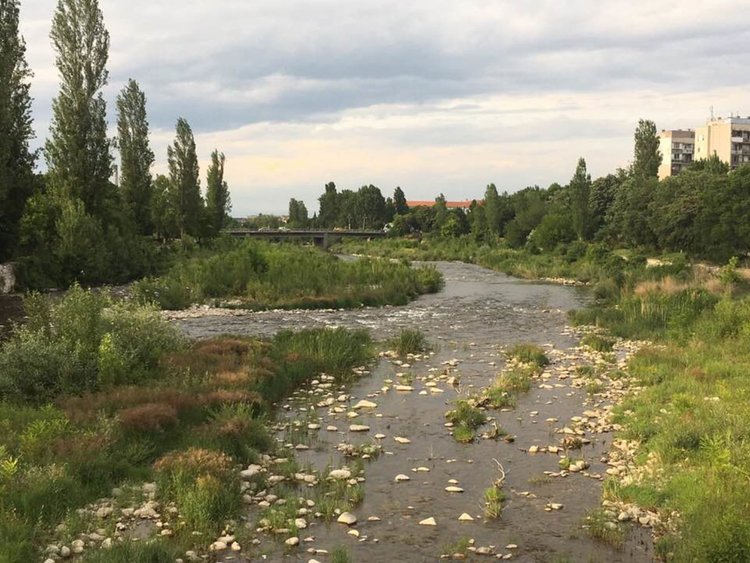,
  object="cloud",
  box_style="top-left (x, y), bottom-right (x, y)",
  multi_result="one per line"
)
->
top-left (17, 0), bottom-right (750, 214)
